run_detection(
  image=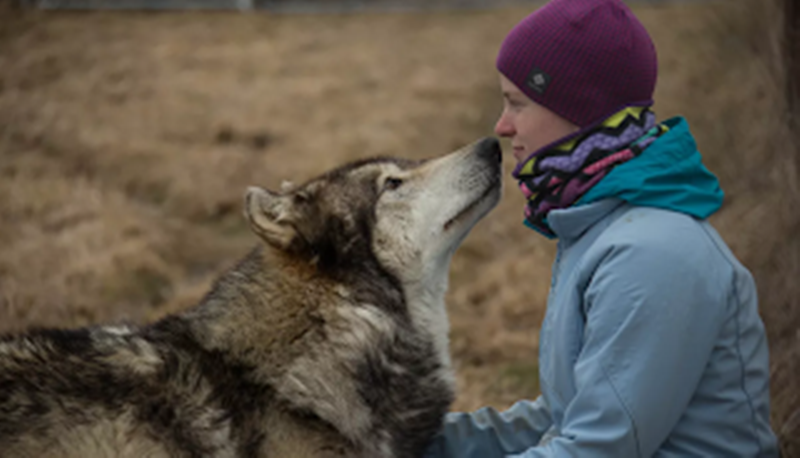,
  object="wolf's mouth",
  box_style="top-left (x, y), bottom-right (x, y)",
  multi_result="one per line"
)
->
top-left (443, 179), bottom-right (501, 231)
